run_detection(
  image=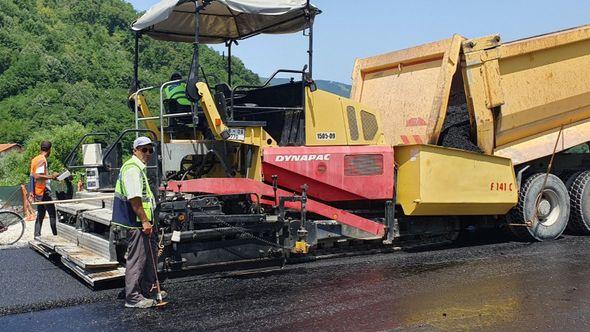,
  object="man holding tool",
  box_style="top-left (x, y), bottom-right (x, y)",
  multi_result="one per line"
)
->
top-left (30, 140), bottom-right (59, 237)
top-left (112, 136), bottom-right (167, 308)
